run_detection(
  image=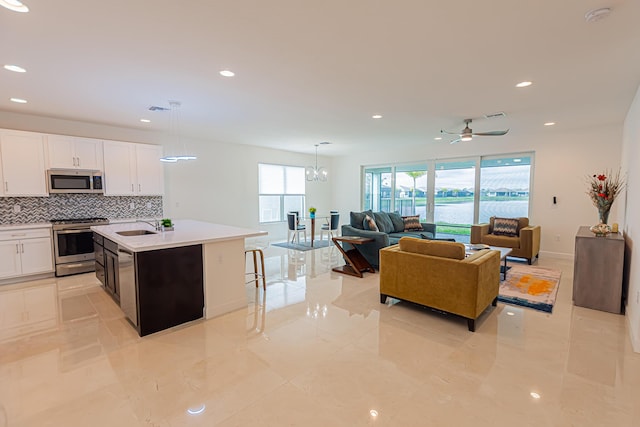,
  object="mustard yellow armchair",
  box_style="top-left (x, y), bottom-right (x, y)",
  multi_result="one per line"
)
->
top-left (470, 217), bottom-right (541, 265)
top-left (380, 238), bottom-right (500, 332)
